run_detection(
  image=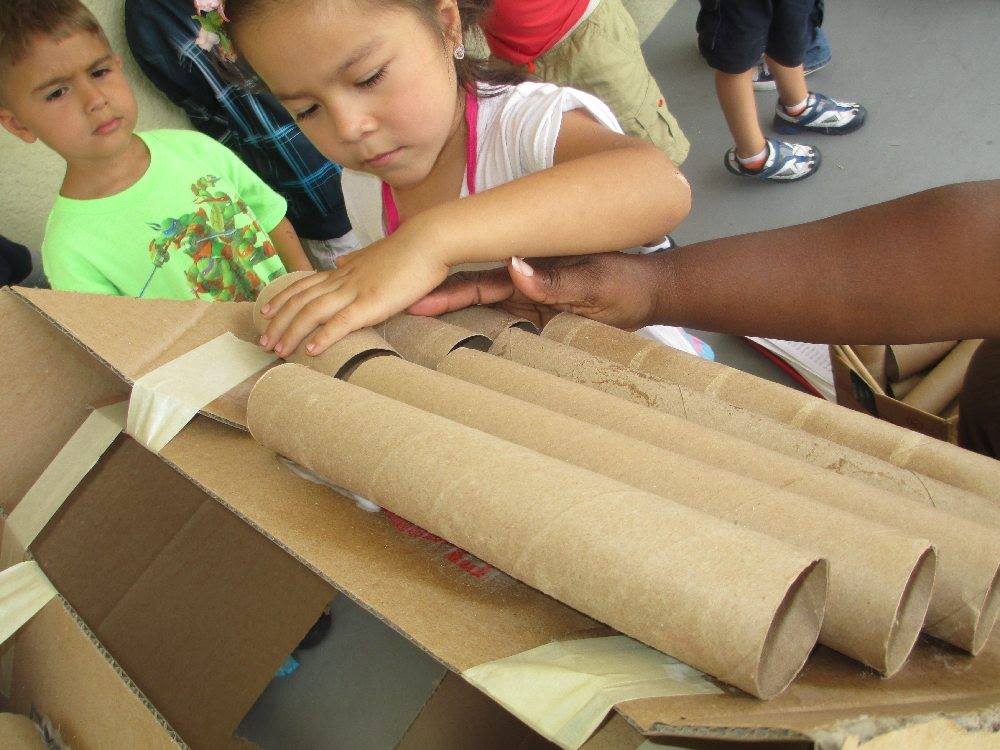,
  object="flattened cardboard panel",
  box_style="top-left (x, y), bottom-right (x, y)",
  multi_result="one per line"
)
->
top-left (32, 438), bottom-right (204, 626)
top-left (12, 288), bottom-right (265, 428)
top-left (9, 599), bottom-right (181, 750)
top-left (159, 416), bottom-right (603, 672)
top-left (31, 436), bottom-right (331, 748)
top-left (96, 498), bottom-right (331, 747)
top-left (618, 639), bottom-right (1000, 742)
top-left (398, 673), bottom-right (557, 750)
top-left (0, 291), bottom-right (128, 513)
